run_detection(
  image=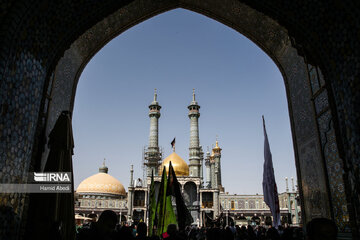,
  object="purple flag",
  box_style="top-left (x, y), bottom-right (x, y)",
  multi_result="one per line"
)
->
top-left (262, 116), bottom-right (281, 228)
